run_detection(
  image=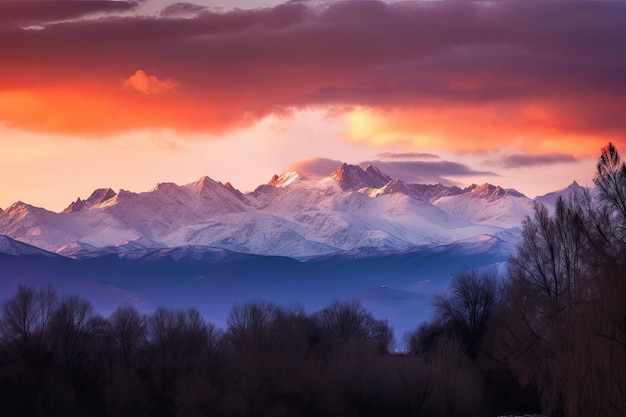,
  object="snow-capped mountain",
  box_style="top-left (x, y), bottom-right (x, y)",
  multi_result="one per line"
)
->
top-left (63, 188), bottom-right (116, 213)
top-left (330, 163), bottom-right (392, 191)
top-left (431, 183), bottom-right (534, 229)
top-left (0, 162), bottom-right (573, 258)
top-left (534, 181), bottom-right (589, 213)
